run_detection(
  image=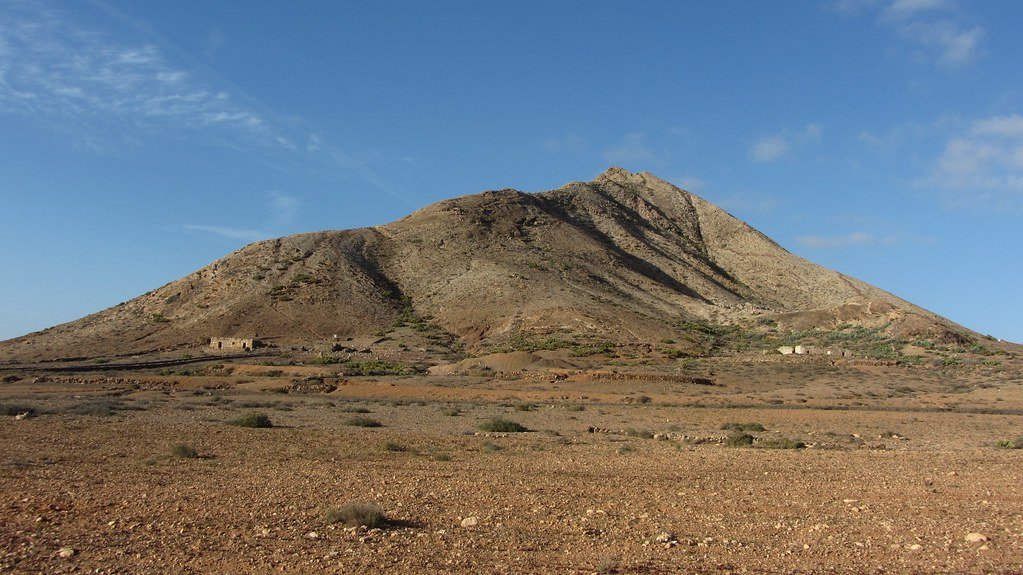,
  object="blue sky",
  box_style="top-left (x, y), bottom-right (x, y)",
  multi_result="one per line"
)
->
top-left (2, 0), bottom-right (1022, 343)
